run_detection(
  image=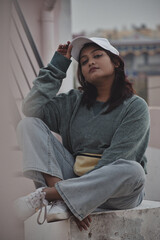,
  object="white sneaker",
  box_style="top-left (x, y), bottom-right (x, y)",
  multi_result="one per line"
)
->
top-left (47, 200), bottom-right (71, 222)
top-left (14, 187), bottom-right (48, 223)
